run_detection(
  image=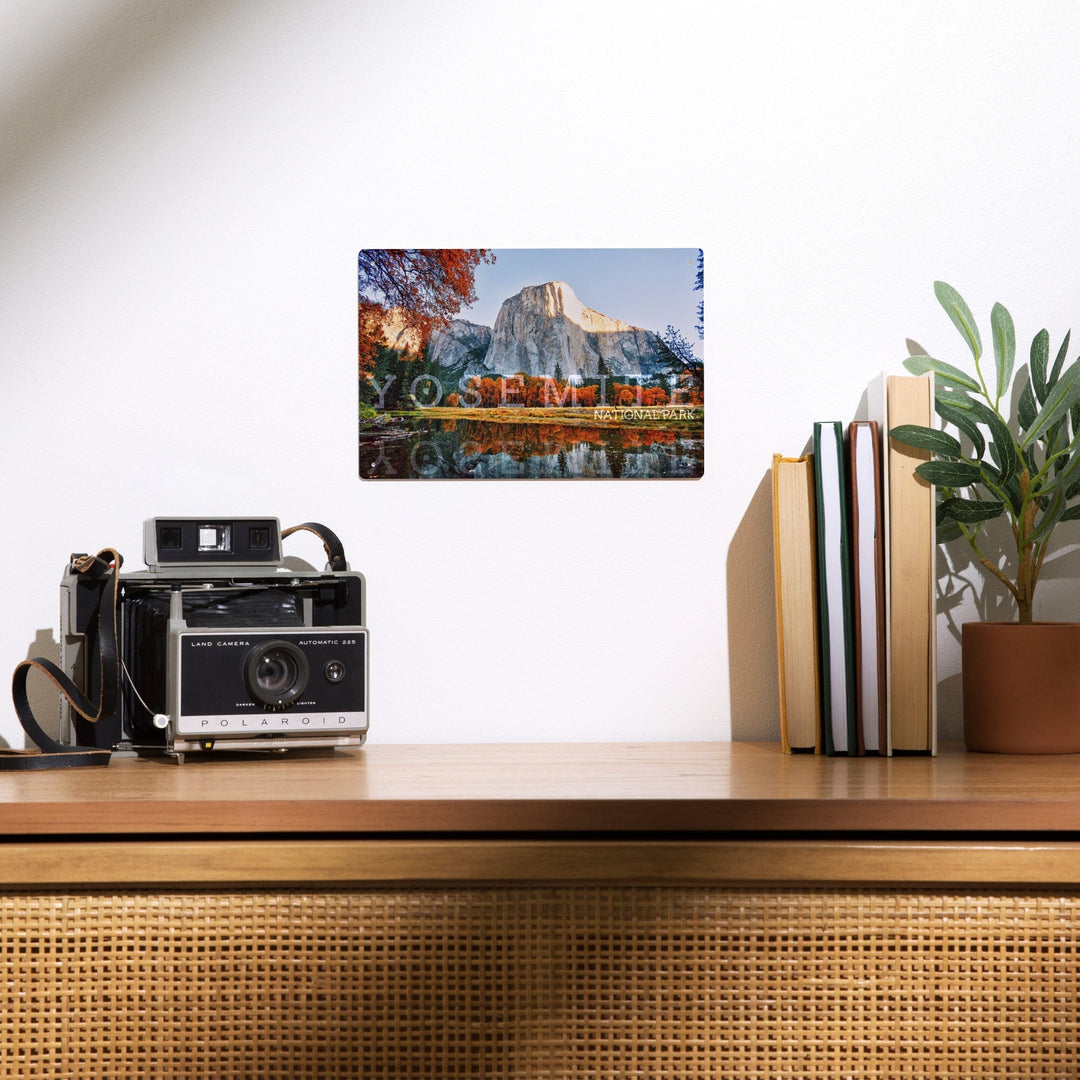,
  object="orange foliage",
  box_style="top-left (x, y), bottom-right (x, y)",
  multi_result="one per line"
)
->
top-left (452, 420), bottom-right (683, 461)
top-left (358, 301), bottom-right (387, 376)
top-left (574, 385), bottom-right (599, 408)
top-left (358, 249), bottom-right (494, 375)
top-left (619, 427), bottom-right (677, 447)
top-left (611, 383), bottom-right (669, 407)
top-left (668, 371), bottom-right (704, 406)
top-left (458, 375), bottom-right (674, 410)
